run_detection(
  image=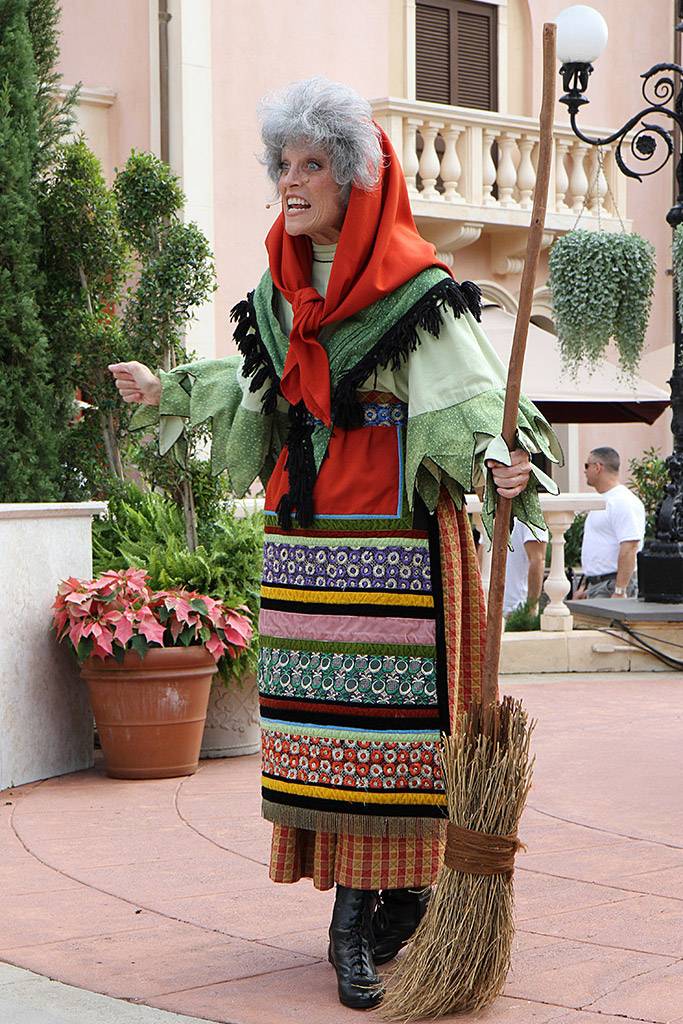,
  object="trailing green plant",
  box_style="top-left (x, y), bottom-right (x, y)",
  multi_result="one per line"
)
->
top-left (504, 601), bottom-right (541, 632)
top-left (0, 0), bottom-right (60, 501)
top-left (628, 447), bottom-right (668, 538)
top-left (548, 229), bottom-right (656, 378)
